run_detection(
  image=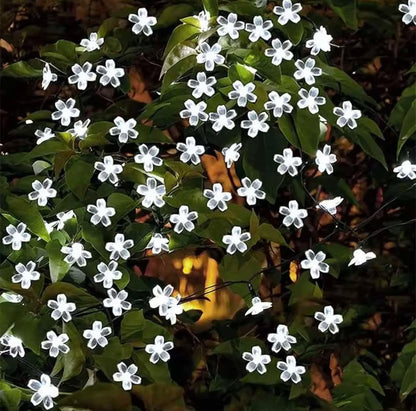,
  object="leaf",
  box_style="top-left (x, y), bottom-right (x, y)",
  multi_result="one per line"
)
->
top-left (161, 42), bottom-right (196, 78)
top-left (327, 0), bottom-right (358, 29)
top-left (397, 100), bottom-right (416, 157)
top-left (137, 124), bottom-right (172, 143)
top-left (288, 273), bottom-right (321, 306)
top-left (293, 108), bottom-right (320, 156)
top-left (353, 131), bottom-right (387, 169)
top-left (124, 223), bottom-right (154, 253)
top-left (400, 355), bottom-right (416, 400)
top-left (1, 61), bottom-right (42, 77)
top-left (203, 0), bottom-right (218, 16)
top-left (278, 115), bottom-right (300, 149)
top-left (46, 239), bottom-right (70, 282)
top-left (29, 139), bottom-right (72, 158)
top-left (107, 193), bottom-right (137, 224)
top-left (158, 4), bottom-right (195, 28)
top-left (258, 223), bottom-right (288, 247)
top-left (65, 156), bottom-right (95, 200)
top-left (229, 63), bottom-right (255, 83)
top-left (0, 382), bottom-right (21, 411)
top-left (61, 322), bottom-right (86, 382)
top-left (0, 302), bottom-right (24, 336)
top-left (163, 24), bottom-right (200, 58)
top-left (162, 54), bottom-right (196, 93)
top-left (5, 195), bottom-right (50, 241)
top-left (79, 121), bottom-right (112, 149)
